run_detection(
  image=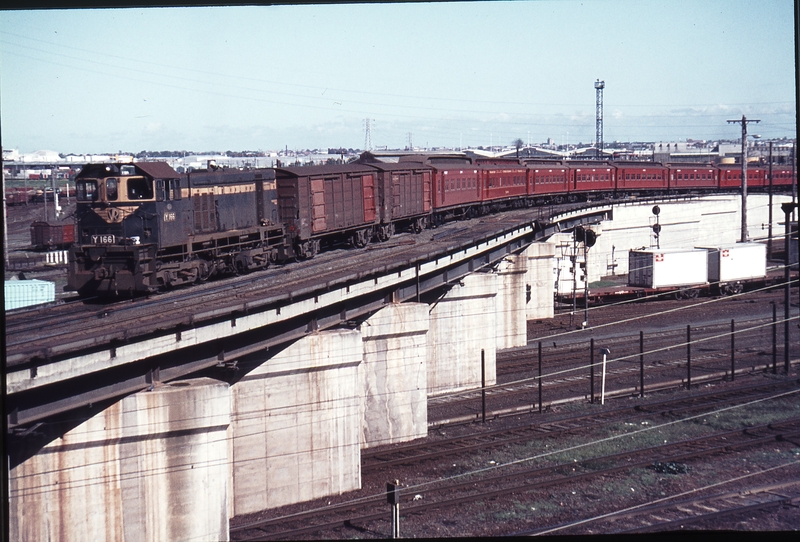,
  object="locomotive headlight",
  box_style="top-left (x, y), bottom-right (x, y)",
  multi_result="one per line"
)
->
top-left (131, 236), bottom-right (141, 245)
